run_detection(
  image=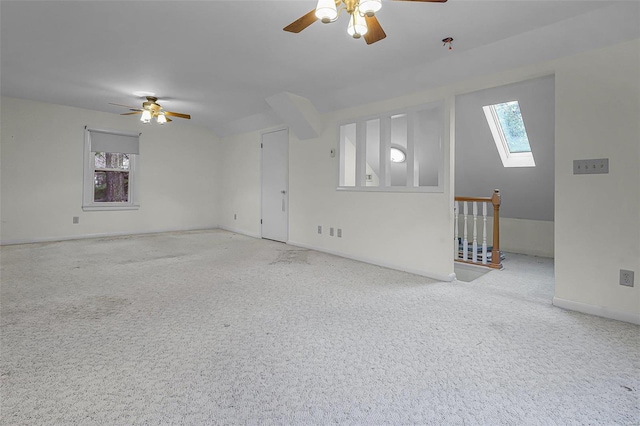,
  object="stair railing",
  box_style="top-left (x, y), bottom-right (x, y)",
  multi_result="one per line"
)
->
top-left (454, 189), bottom-right (502, 269)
